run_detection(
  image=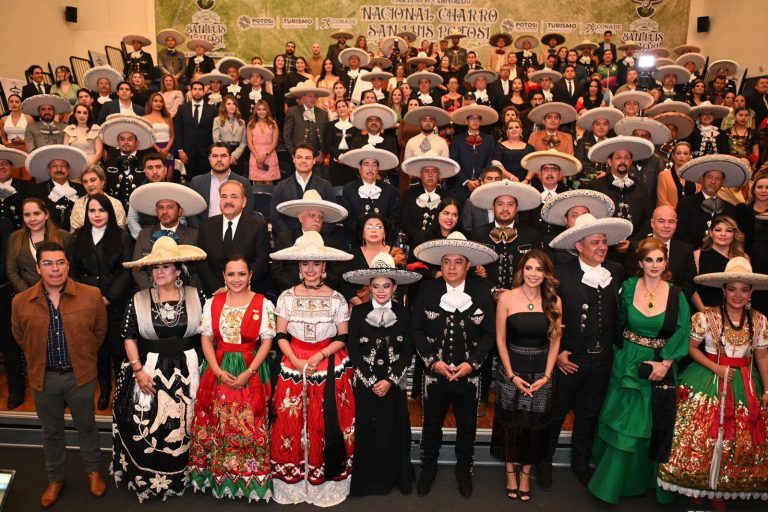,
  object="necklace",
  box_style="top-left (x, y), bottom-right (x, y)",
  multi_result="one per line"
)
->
top-left (150, 286), bottom-right (184, 327)
top-left (302, 279), bottom-right (324, 290)
top-left (643, 278), bottom-right (662, 311)
top-left (725, 307), bottom-right (745, 331)
top-left (520, 286), bottom-right (539, 310)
